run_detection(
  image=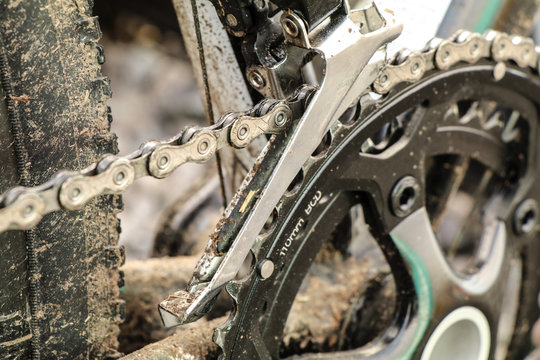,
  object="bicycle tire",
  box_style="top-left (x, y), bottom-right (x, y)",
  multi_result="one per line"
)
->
top-left (0, 1), bottom-right (123, 358)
